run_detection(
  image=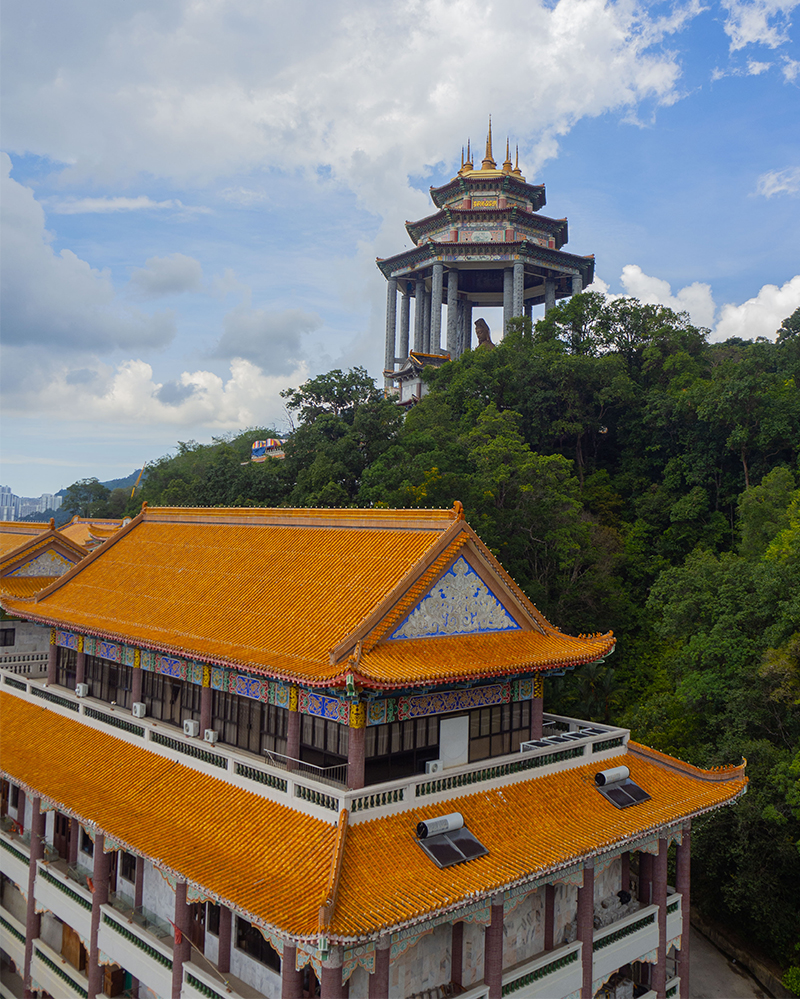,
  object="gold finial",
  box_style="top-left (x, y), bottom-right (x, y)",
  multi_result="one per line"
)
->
top-left (464, 138), bottom-right (473, 171)
top-left (482, 115), bottom-right (496, 170)
top-left (503, 137), bottom-right (513, 173)
top-left (512, 144), bottom-right (523, 178)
